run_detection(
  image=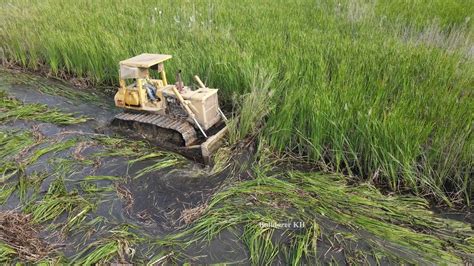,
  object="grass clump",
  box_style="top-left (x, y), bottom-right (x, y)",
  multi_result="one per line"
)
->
top-left (24, 177), bottom-right (93, 224)
top-left (227, 69), bottom-right (275, 145)
top-left (0, 129), bottom-right (79, 206)
top-left (0, 91), bottom-right (88, 125)
top-left (92, 136), bottom-right (187, 178)
top-left (128, 152), bottom-right (184, 179)
top-left (78, 175), bottom-right (122, 195)
top-left (0, 184), bottom-right (16, 204)
top-left (92, 135), bottom-right (149, 158)
top-left (0, 242), bottom-right (16, 262)
top-left (0, 130), bottom-right (78, 174)
top-left (0, 130), bottom-right (35, 182)
top-left (84, 175), bottom-right (121, 182)
top-left (72, 225), bottom-right (142, 265)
